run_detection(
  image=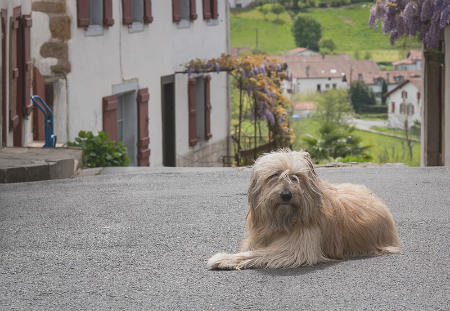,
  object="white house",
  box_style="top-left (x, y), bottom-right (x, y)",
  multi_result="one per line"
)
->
top-left (393, 49), bottom-right (422, 71)
top-left (229, 0), bottom-right (253, 9)
top-left (384, 79), bottom-right (422, 129)
top-left (0, 0), bottom-right (231, 167)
